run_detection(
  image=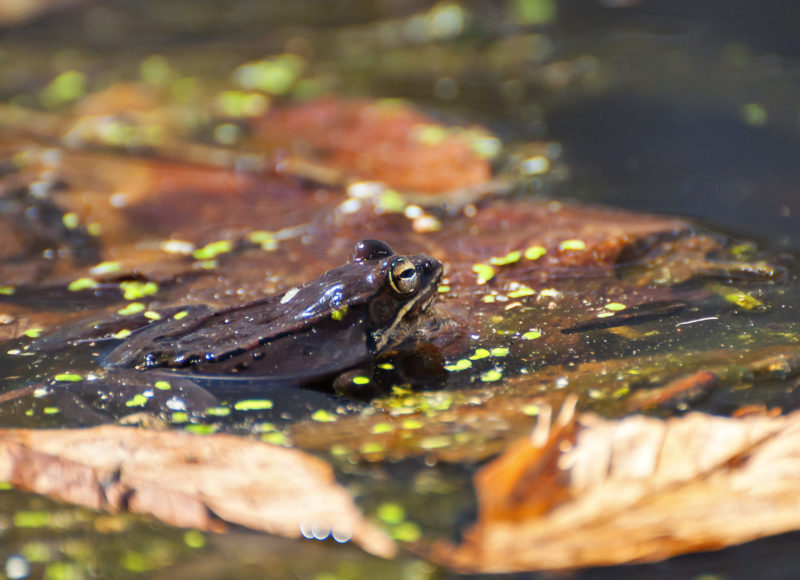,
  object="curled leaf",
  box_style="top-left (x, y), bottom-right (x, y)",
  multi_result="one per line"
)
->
top-left (434, 409), bottom-right (800, 573)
